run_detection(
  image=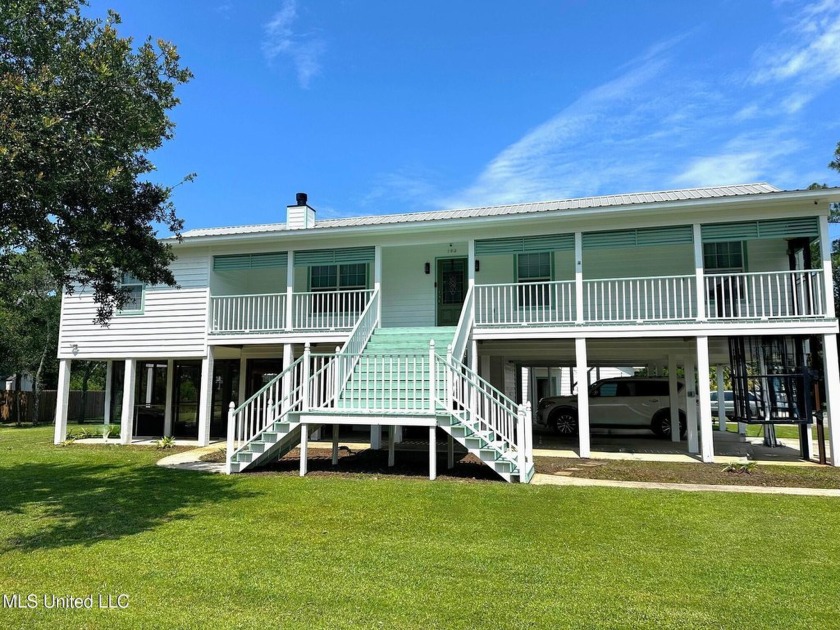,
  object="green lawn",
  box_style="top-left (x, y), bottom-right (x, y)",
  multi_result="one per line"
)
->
top-left (2, 425), bottom-right (840, 629)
